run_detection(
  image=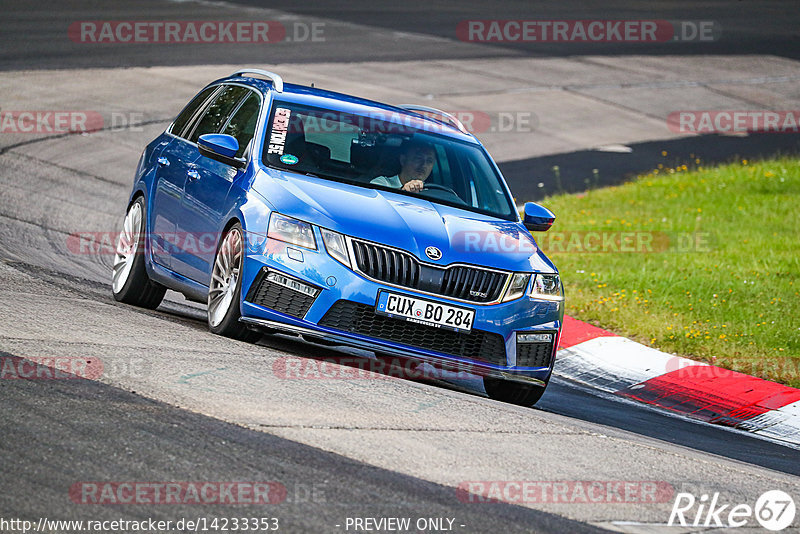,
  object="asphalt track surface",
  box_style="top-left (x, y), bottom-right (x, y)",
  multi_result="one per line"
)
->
top-left (0, 354), bottom-right (602, 533)
top-left (1, 1), bottom-right (800, 532)
top-left (4, 0), bottom-right (799, 194)
top-left (3, 0), bottom-right (800, 69)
